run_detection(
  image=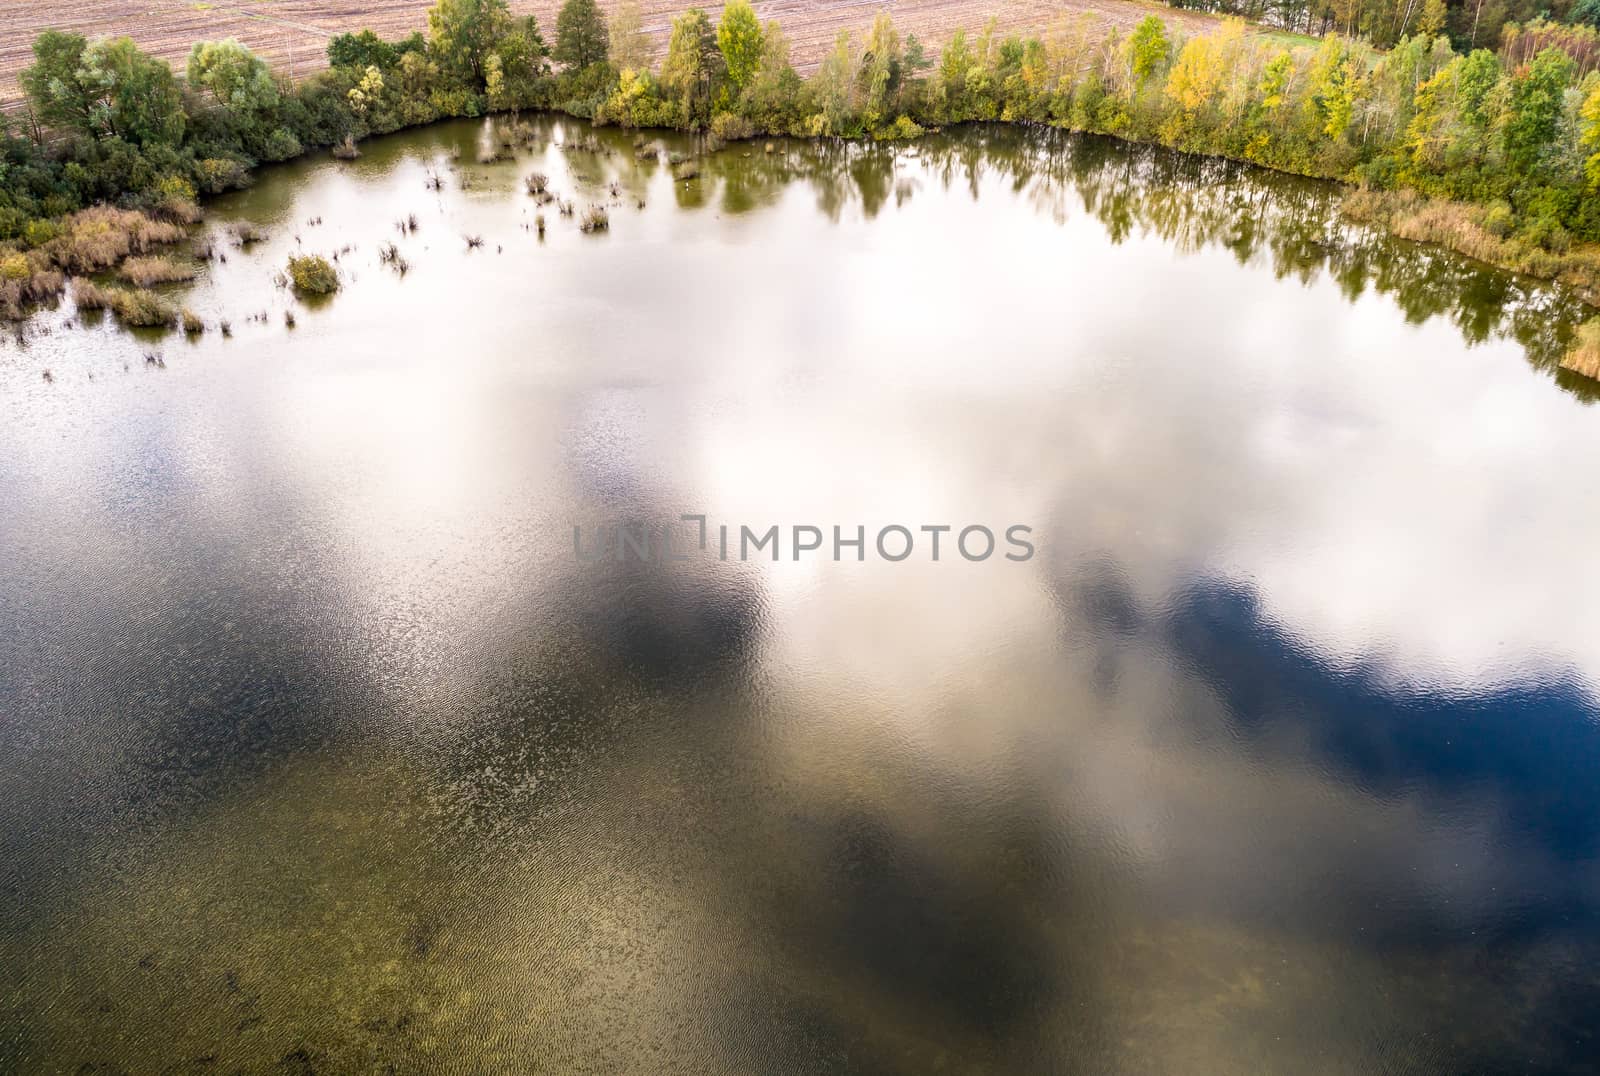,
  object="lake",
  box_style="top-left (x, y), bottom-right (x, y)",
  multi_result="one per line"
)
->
top-left (2, 116), bottom-right (1599, 1073)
